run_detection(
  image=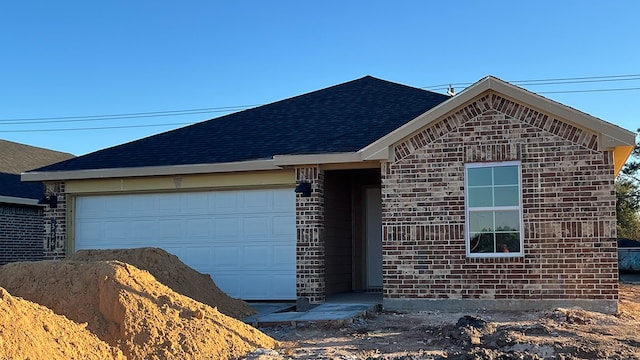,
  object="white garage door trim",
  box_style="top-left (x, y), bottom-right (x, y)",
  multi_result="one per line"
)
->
top-left (74, 188), bottom-right (296, 300)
